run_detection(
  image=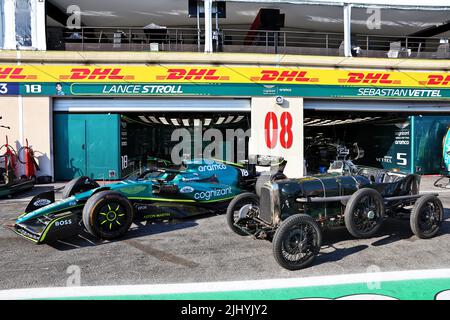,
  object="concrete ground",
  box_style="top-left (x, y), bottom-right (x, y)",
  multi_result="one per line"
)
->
top-left (0, 176), bottom-right (449, 290)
